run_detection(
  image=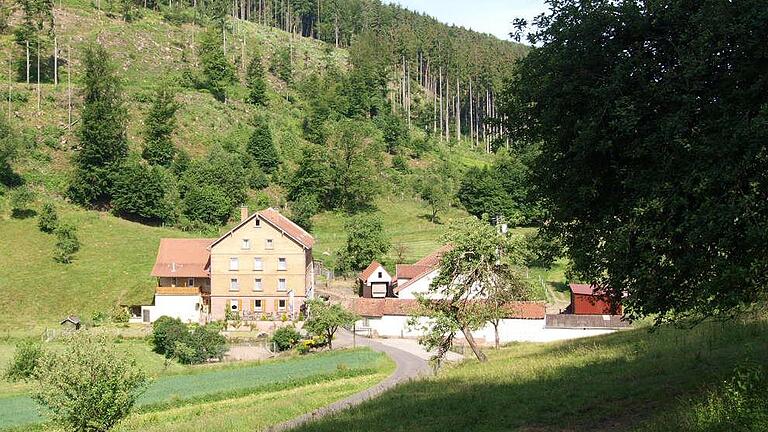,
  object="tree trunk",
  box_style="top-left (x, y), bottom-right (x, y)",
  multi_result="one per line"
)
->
top-left (469, 78), bottom-right (474, 146)
top-left (462, 326), bottom-right (487, 362)
top-left (493, 321), bottom-right (500, 349)
top-left (25, 41), bottom-right (30, 85)
top-left (54, 37), bottom-right (58, 86)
